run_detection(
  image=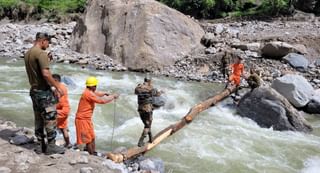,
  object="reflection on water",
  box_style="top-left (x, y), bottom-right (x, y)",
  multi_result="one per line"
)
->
top-left (0, 58), bottom-right (320, 173)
